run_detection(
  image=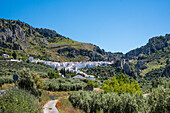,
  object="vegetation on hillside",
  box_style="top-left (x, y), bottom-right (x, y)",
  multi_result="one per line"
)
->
top-left (0, 61), bottom-right (53, 87)
top-left (0, 61), bottom-right (54, 78)
top-left (87, 80), bottom-right (99, 88)
top-left (0, 88), bottom-right (42, 113)
top-left (0, 19), bottom-right (169, 113)
top-left (0, 76), bottom-right (13, 87)
top-left (102, 73), bottom-right (141, 94)
top-left (0, 19), bottom-right (121, 62)
top-left (69, 91), bottom-right (145, 113)
top-left (48, 68), bottom-right (60, 79)
top-left (44, 78), bottom-right (86, 91)
top-left (85, 64), bottom-right (125, 79)
top-left (60, 68), bottom-right (77, 78)
top-left (69, 86), bottom-right (170, 113)
top-left (125, 34), bottom-right (170, 81)
top-left (18, 68), bottom-right (44, 97)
